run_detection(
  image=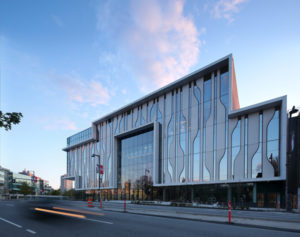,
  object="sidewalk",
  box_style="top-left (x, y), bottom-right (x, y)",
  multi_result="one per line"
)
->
top-left (86, 201), bottom-right (300, 233)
